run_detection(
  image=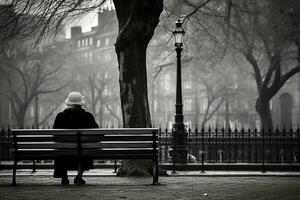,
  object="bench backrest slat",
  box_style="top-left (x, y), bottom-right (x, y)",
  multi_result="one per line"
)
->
top-left (16, 141), bottom-right (158, 149)
top-left (16, 135), bottom-right (156, 142)
top-left (12, 128), bottom-right (156, 135)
